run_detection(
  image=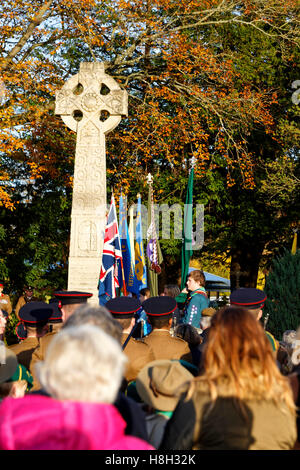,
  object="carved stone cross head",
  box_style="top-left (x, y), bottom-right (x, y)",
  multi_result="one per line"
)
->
top-left (55, 62), bottom-right (128, 135)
